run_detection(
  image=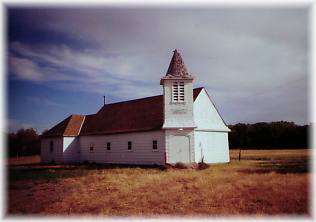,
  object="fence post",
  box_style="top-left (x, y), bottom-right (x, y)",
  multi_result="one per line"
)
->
top-left (238, 149), bottom-right (241, 161)
top-left (164, 151), bottom-right (167, 164)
